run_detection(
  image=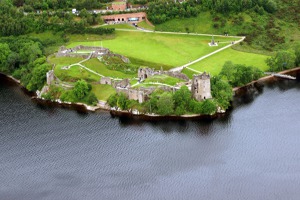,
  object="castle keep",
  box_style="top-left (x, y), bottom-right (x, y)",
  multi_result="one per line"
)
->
top-left (191, 72), bottom-right (212, 101)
